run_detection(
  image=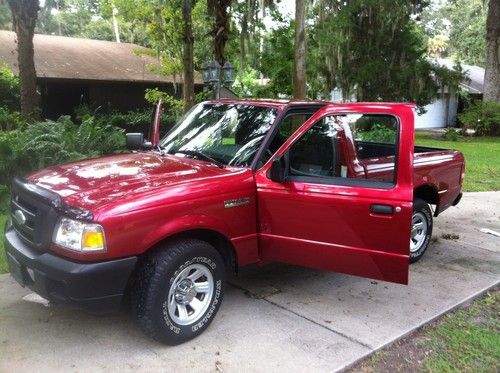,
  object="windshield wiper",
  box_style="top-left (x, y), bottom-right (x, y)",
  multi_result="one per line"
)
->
top-left (172, 150), bottom-right (225, 168)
